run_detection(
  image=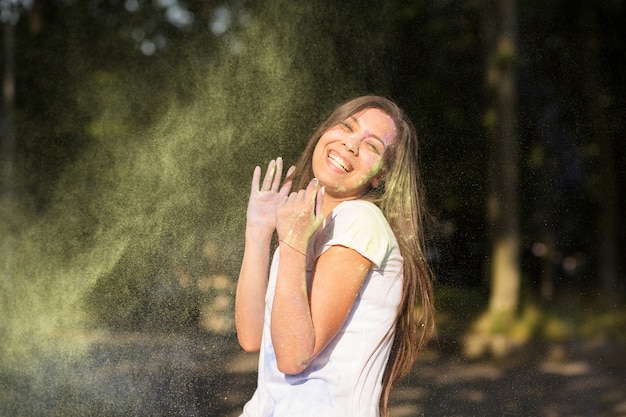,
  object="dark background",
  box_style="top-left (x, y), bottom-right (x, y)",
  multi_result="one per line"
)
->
top-left (1, 0), bottom-right (624, 416)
